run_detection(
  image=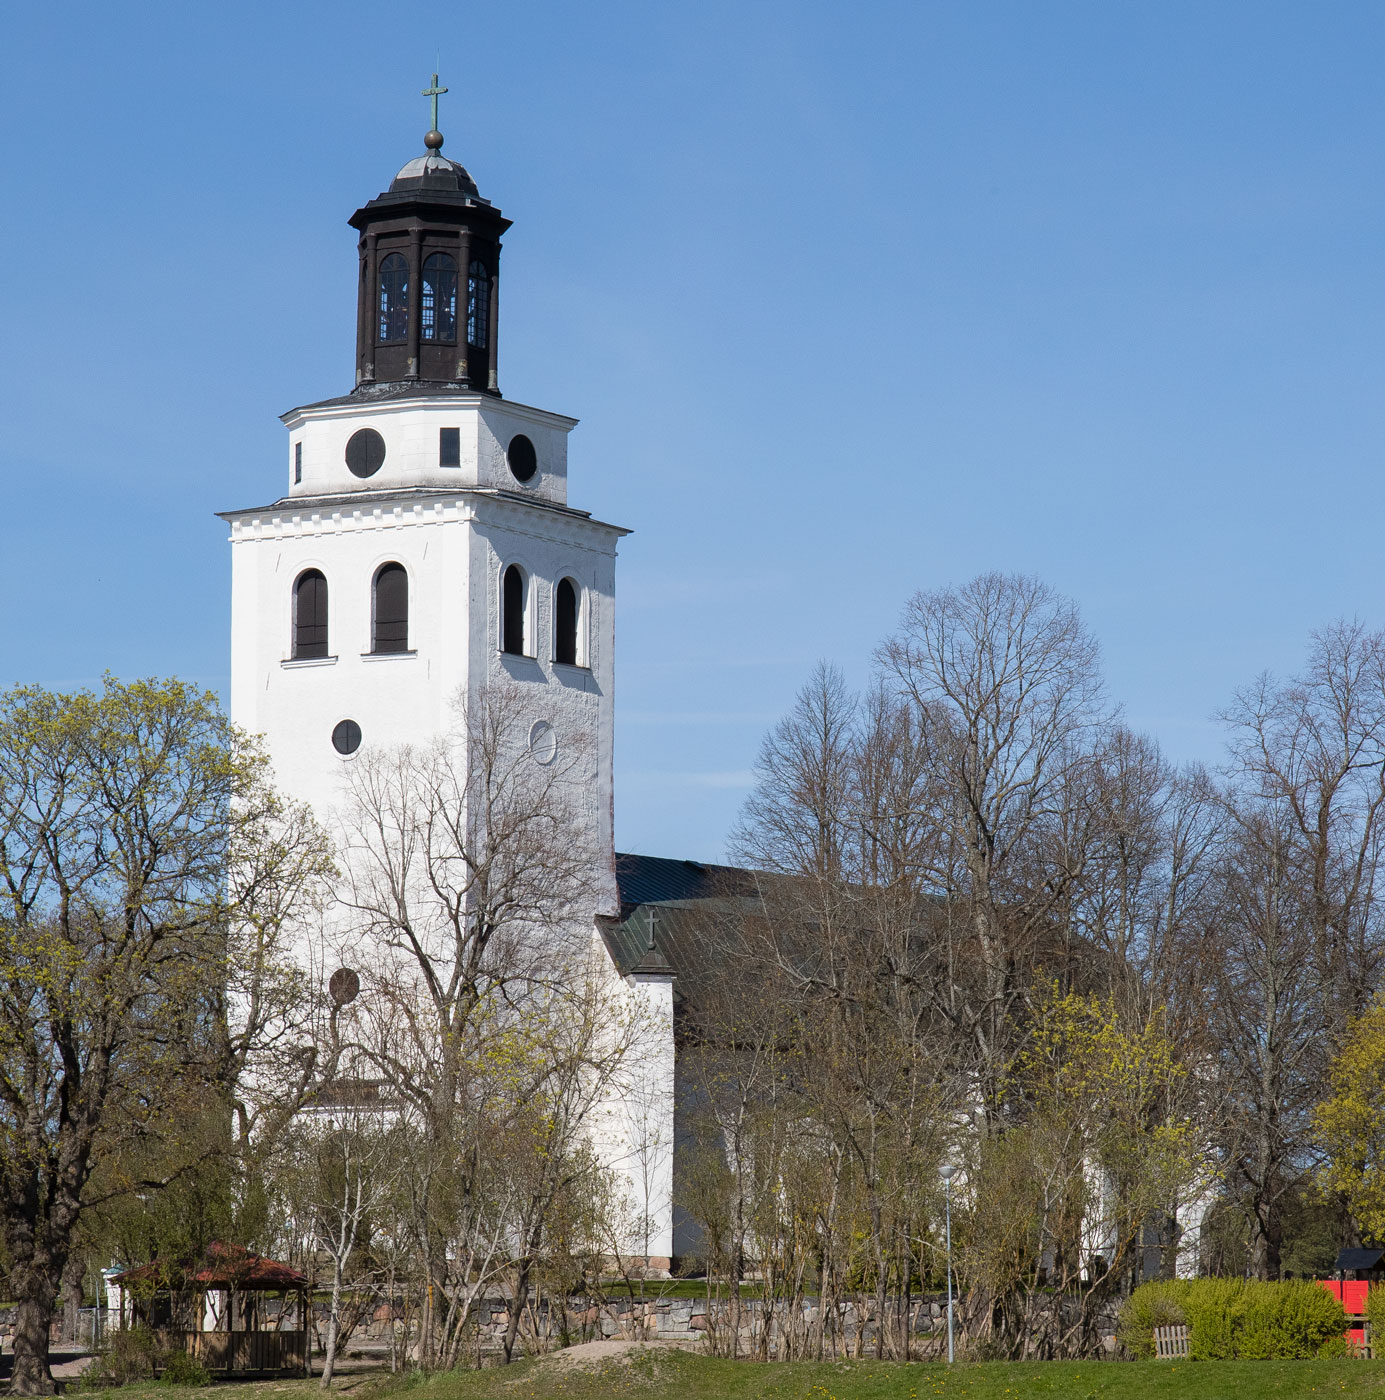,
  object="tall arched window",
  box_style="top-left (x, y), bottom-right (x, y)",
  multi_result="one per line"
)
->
top-left (373, 563), bottom-right (409, 654)
top-left (502, 565), bottom-right (526, 656)
top-left (293, 570), bottom-right (328, 660)
top-left (467, 260), bottom-right (490, 349)
top-left (555, 578), bottom-right (578, 666)
top-left (421, 253), bottom-right (457, 342)
top-left (378, 254), bottom-right (409, 343)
